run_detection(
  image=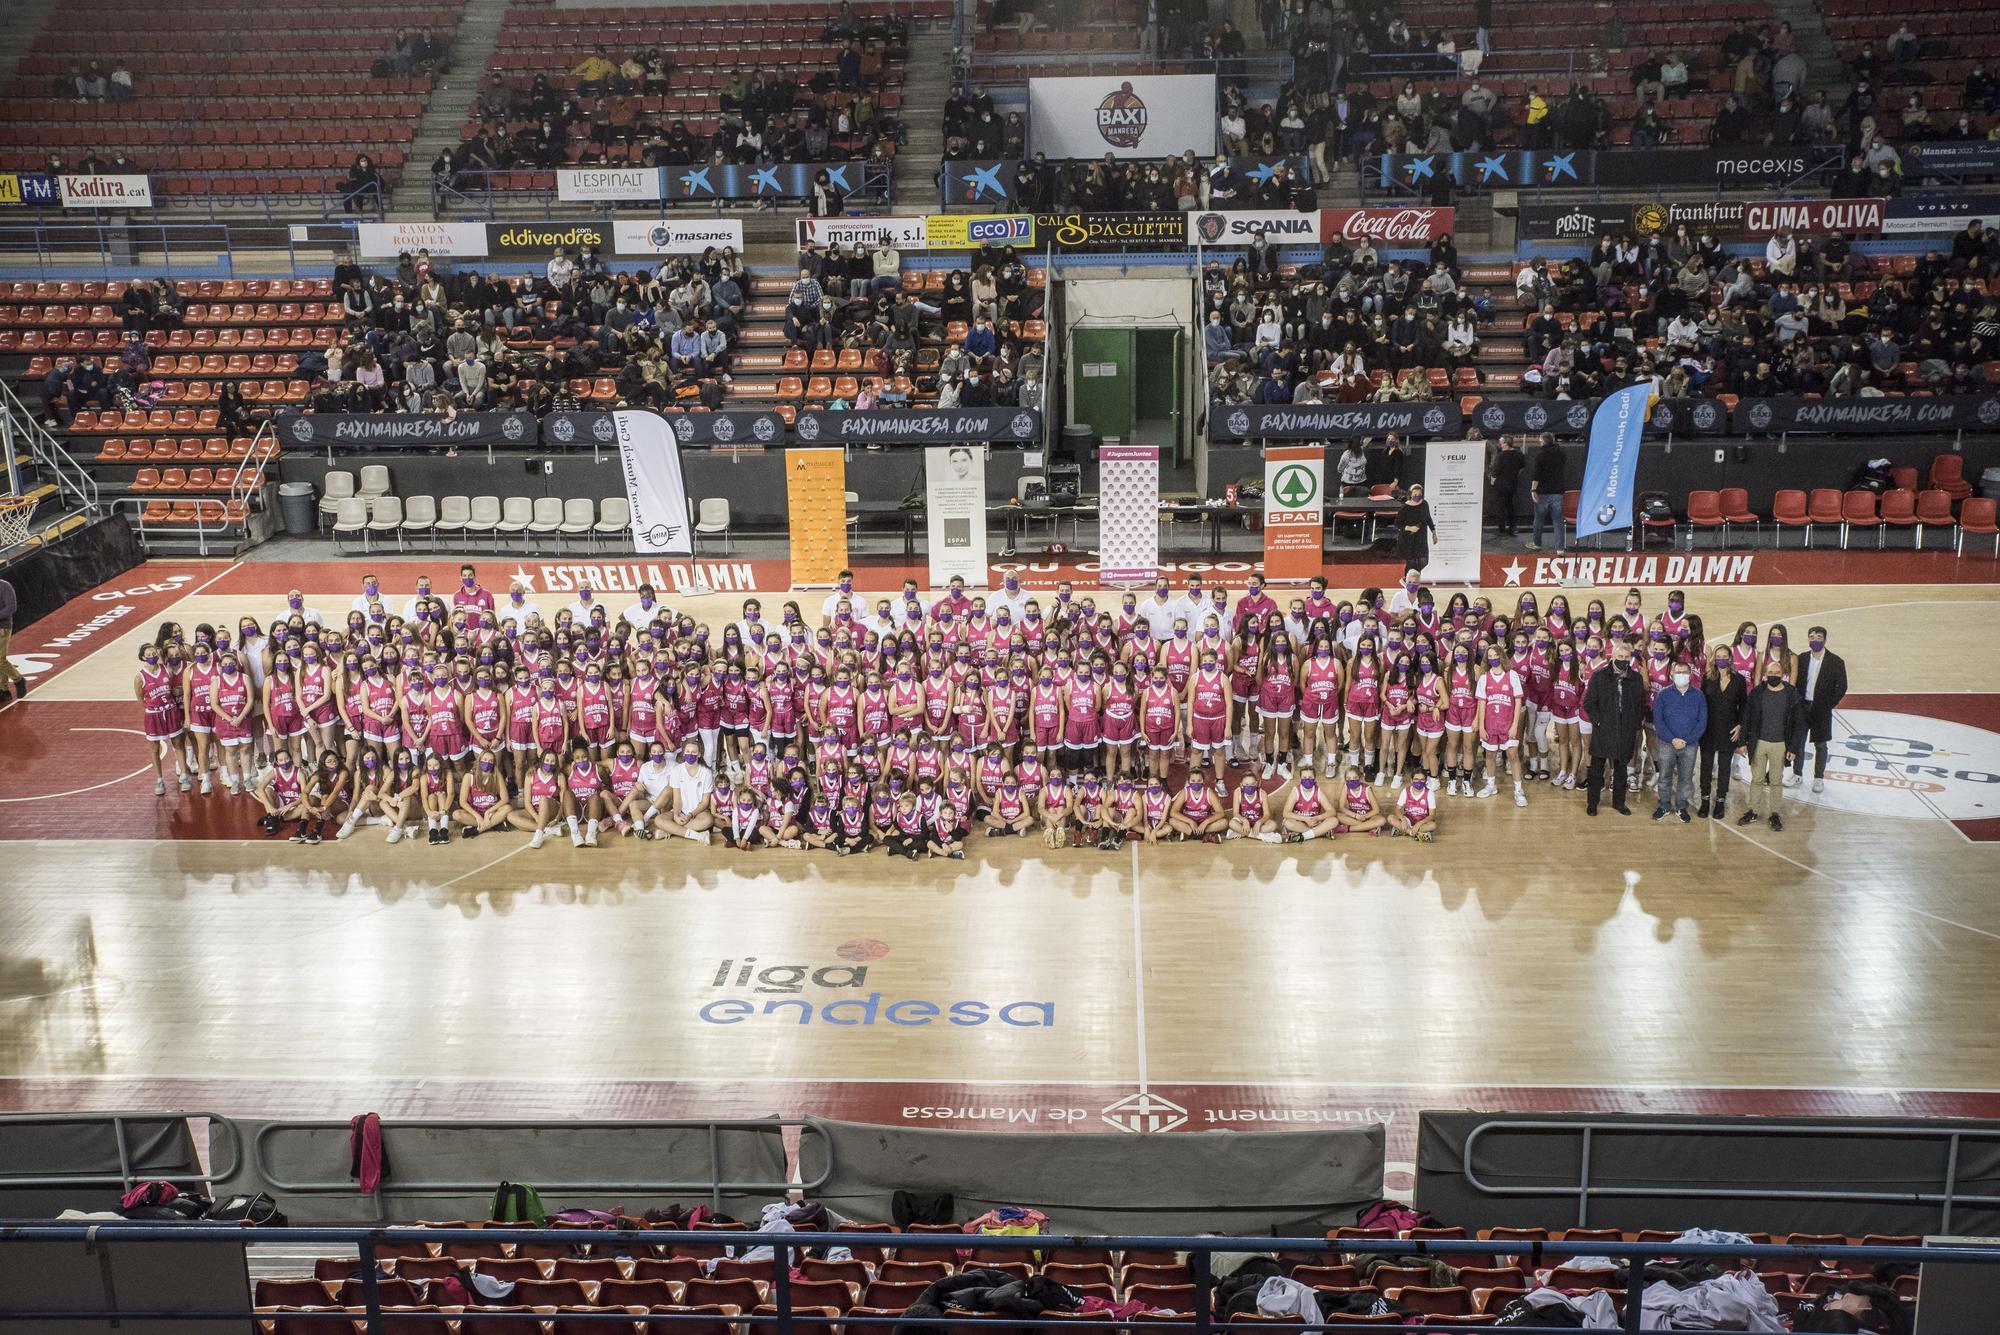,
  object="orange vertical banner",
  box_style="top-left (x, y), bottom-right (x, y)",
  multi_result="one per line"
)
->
top-left (1262, 444), bottom-right (1325, 582)
top-left (787, 447), bottom-right (849, 586)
